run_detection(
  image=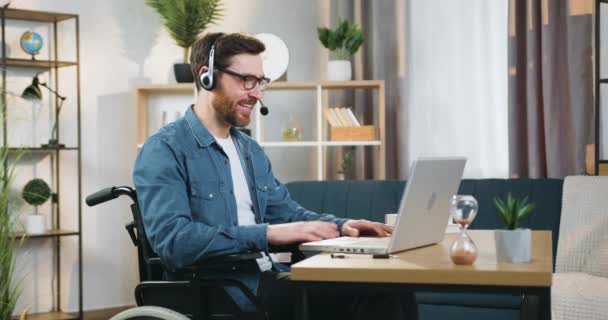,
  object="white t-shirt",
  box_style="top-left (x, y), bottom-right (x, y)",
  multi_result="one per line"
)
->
top-left (214, 135), bottom-right (272, 272)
